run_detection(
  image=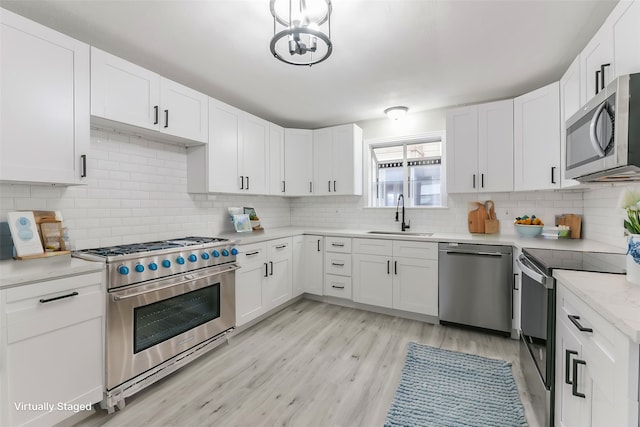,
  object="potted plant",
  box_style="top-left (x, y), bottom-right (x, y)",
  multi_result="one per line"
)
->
top-left (618, 187), bottom-right (640, 284)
